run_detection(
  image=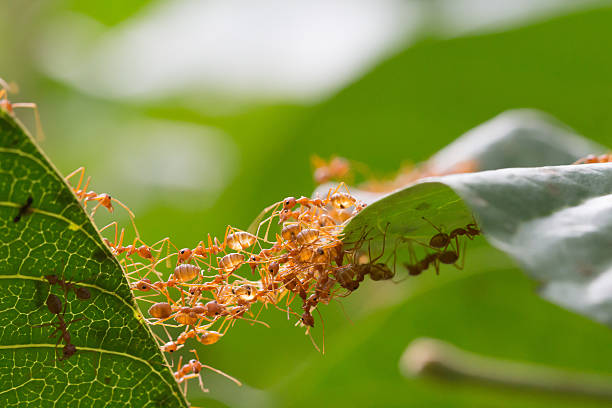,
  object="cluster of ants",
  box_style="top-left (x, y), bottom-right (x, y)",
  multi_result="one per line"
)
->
top-left (63, 168), bottom-right (400, 393)
top-left (59, 164), bottom-right (485, 395)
